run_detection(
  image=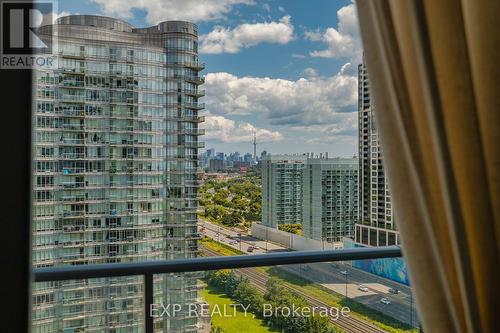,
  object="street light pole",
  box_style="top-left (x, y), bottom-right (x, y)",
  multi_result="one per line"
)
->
top-left (345, 273), bottom-right (348, 298)
top-left (239, 232), bottom-right (242, 251)
top-left (217, 226), bottom-right (220, 243)
top-left (265, 226), bottom-right (268, 252)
